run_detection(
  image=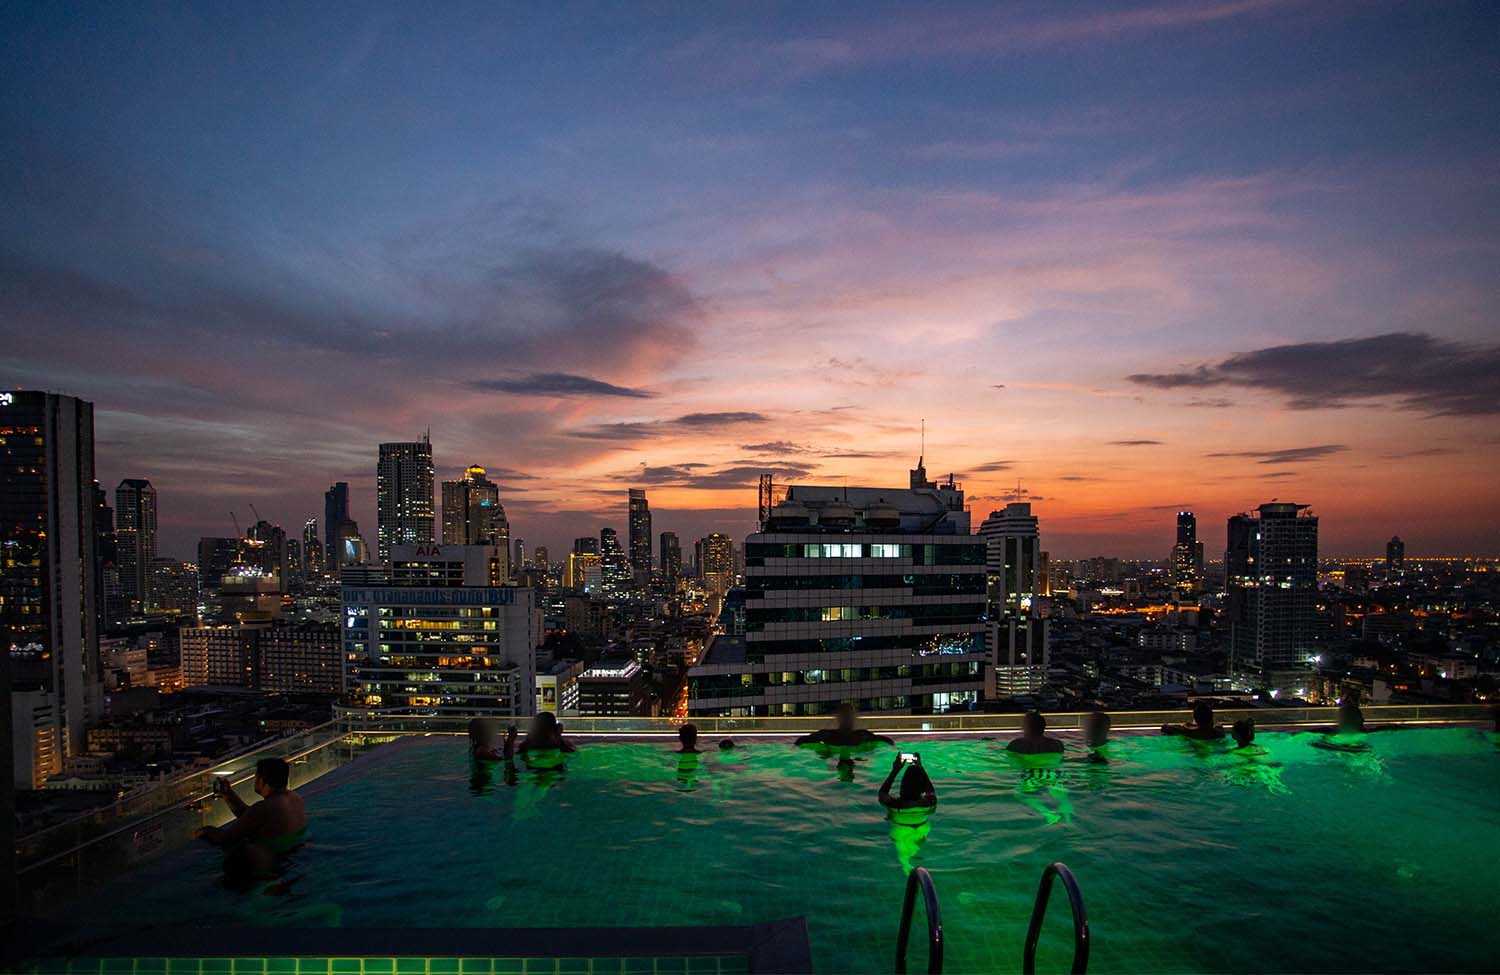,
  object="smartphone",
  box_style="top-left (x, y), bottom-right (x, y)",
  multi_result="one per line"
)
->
top-left (900, 752), bottom-right (919, 764)
top-left (211, 775), bottom-right (230, 794)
